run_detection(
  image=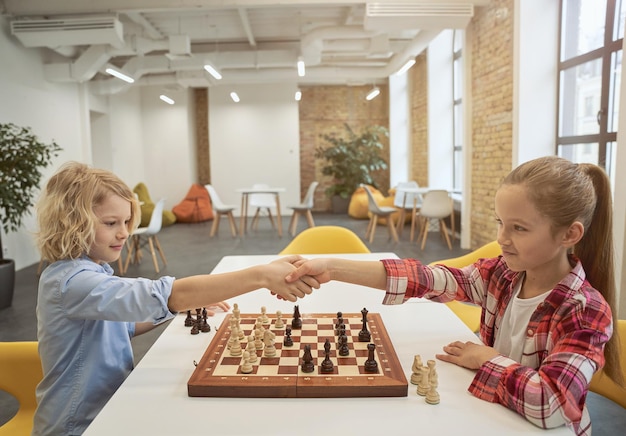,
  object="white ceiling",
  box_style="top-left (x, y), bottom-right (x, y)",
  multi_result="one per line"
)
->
top-left (1, 0), bottom-right (488, 94)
